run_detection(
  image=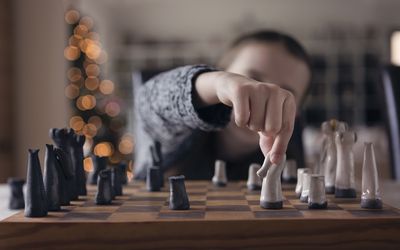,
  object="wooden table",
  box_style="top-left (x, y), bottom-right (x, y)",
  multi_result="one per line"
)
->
top-left (1, 181), bottom-right (400, 249)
